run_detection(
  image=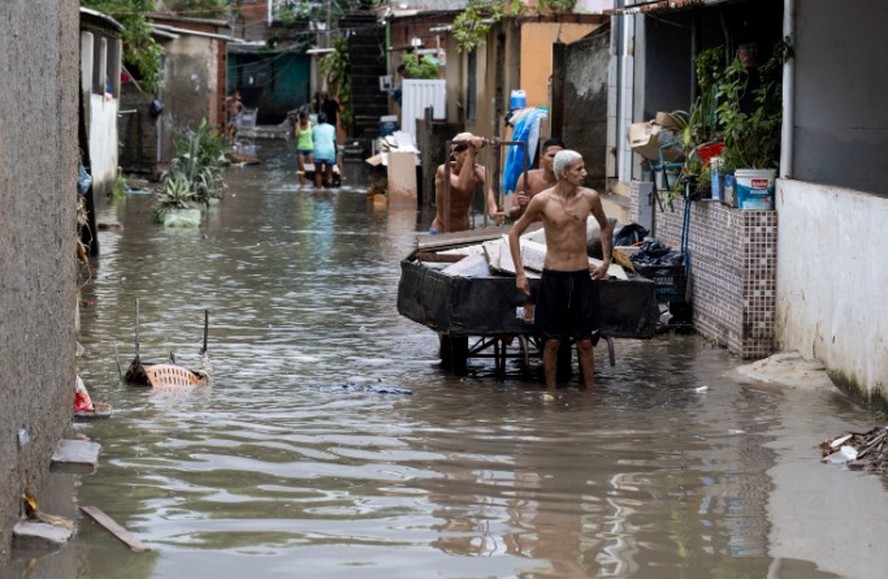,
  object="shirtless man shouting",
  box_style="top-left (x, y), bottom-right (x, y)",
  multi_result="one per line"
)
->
top-left (430, 132), bottom-right (505, 234)
top-left (508, 150), bottom-right (613, 390)
top-left (508, 137), bottom-right (564, 221)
